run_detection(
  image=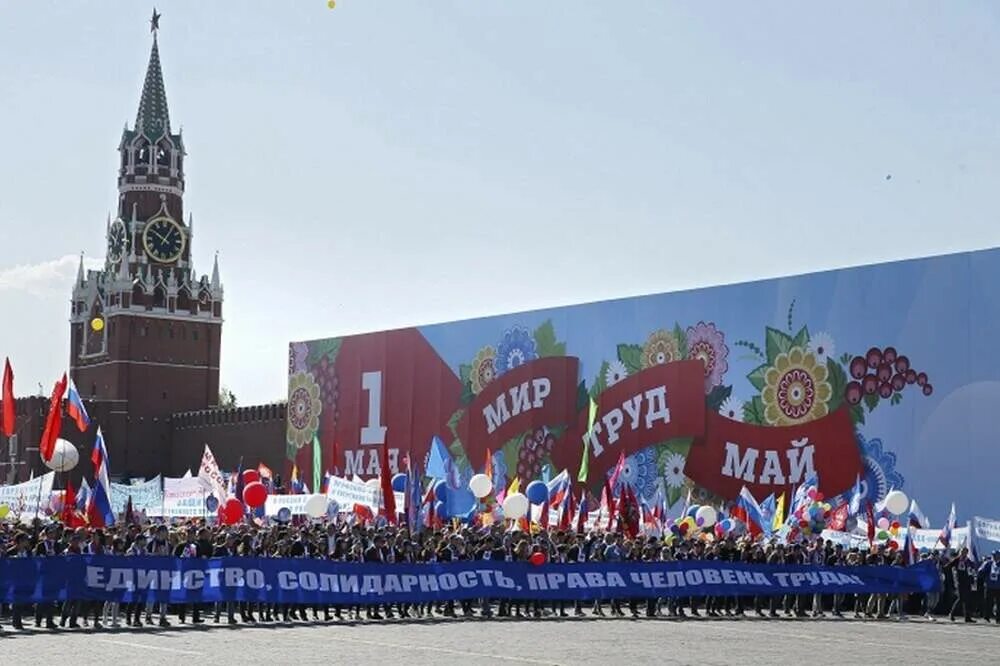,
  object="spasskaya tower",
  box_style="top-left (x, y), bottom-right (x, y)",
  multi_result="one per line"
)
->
top-left (69, 13), bottom-right (224, 477)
